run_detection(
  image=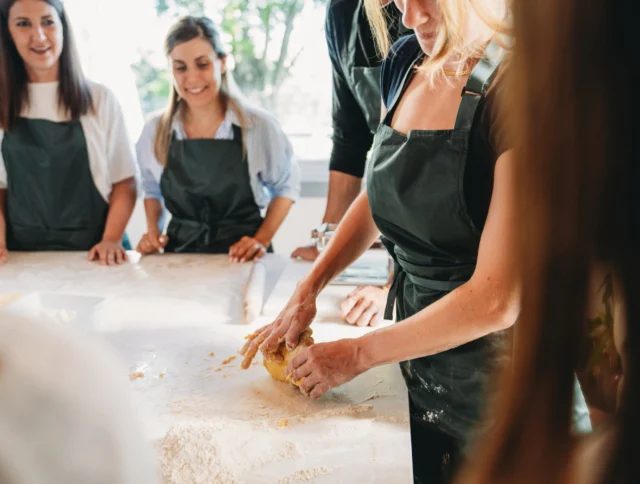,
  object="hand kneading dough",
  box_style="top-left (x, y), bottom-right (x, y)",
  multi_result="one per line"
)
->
top-left (263, 330), bottom-right (314, 386)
